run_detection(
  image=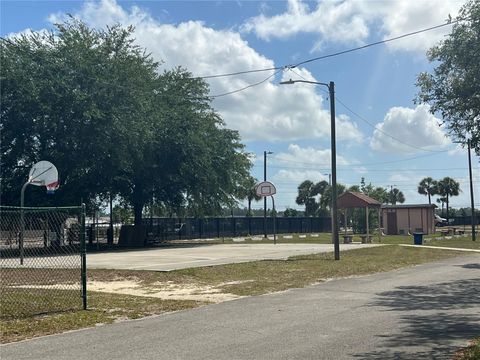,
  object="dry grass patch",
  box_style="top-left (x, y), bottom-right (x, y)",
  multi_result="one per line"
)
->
top-left (1, 291), bottom-right (204, 343)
